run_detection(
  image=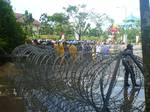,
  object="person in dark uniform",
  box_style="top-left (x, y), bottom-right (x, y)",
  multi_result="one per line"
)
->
top-left (122, 44), bottom-right (139, 87)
